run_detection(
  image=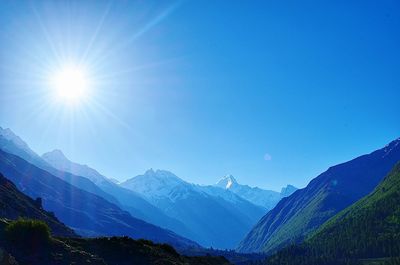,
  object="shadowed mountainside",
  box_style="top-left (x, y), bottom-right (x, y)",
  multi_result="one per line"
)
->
top-left (0, 172), bottom-right (75, 237)
top-left (0, 149), bottom-right (198, 249)
top-left (262, 161), bottom-right (400, 265)
top-left (42, 149), bottom-right (196, 242)
top-left (238, 138), bottom-right (400, 254)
